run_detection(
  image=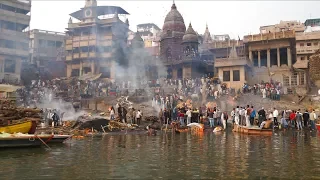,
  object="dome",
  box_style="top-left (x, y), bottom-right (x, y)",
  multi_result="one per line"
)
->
top-left (162, 3), bottom-right (186, 36)
top-left (182, 23), bottom-right (199, 43)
